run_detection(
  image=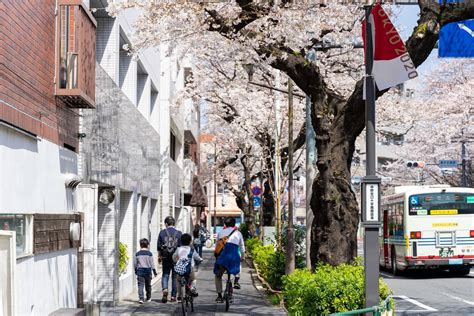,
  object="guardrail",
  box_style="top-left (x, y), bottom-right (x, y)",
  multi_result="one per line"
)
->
top-left (329, 296), bottom-right (393, 316)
